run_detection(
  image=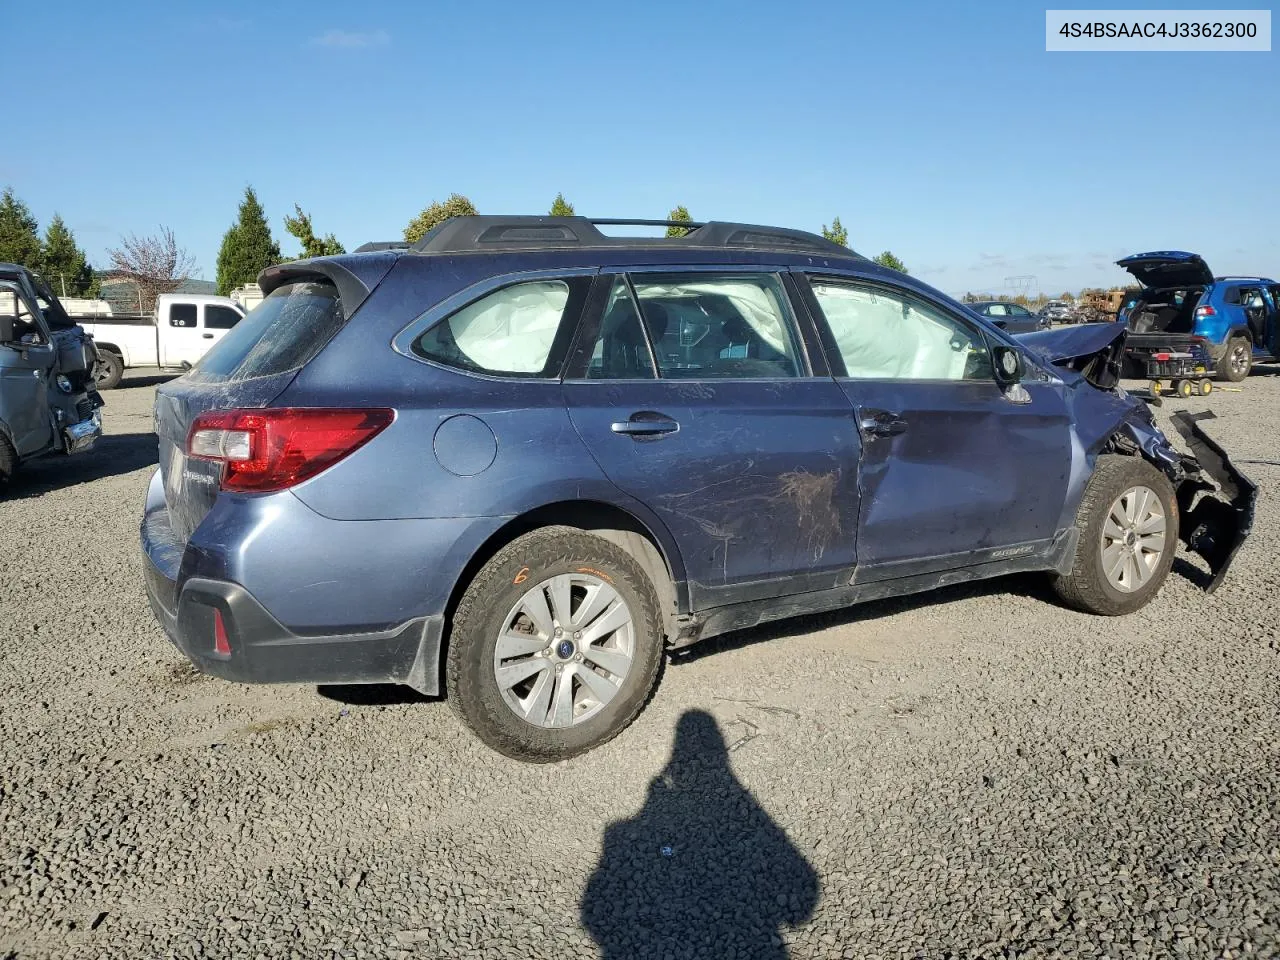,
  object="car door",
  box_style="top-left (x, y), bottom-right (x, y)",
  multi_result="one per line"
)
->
top-left (798, 273), bottom-right (1073, 581)
top-left (1005, 303), bottom-right (1039, 333)
top-left (562, 269), bottom-right (863, 608)
top-left (202, 303), bottom-right (243, 353)
top-left (159, 301), bottom-right (204, 367)
top-left (1267, 286), bottom-right (1280, 356)
top-left (0, 280), bottom-right (56, 456)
